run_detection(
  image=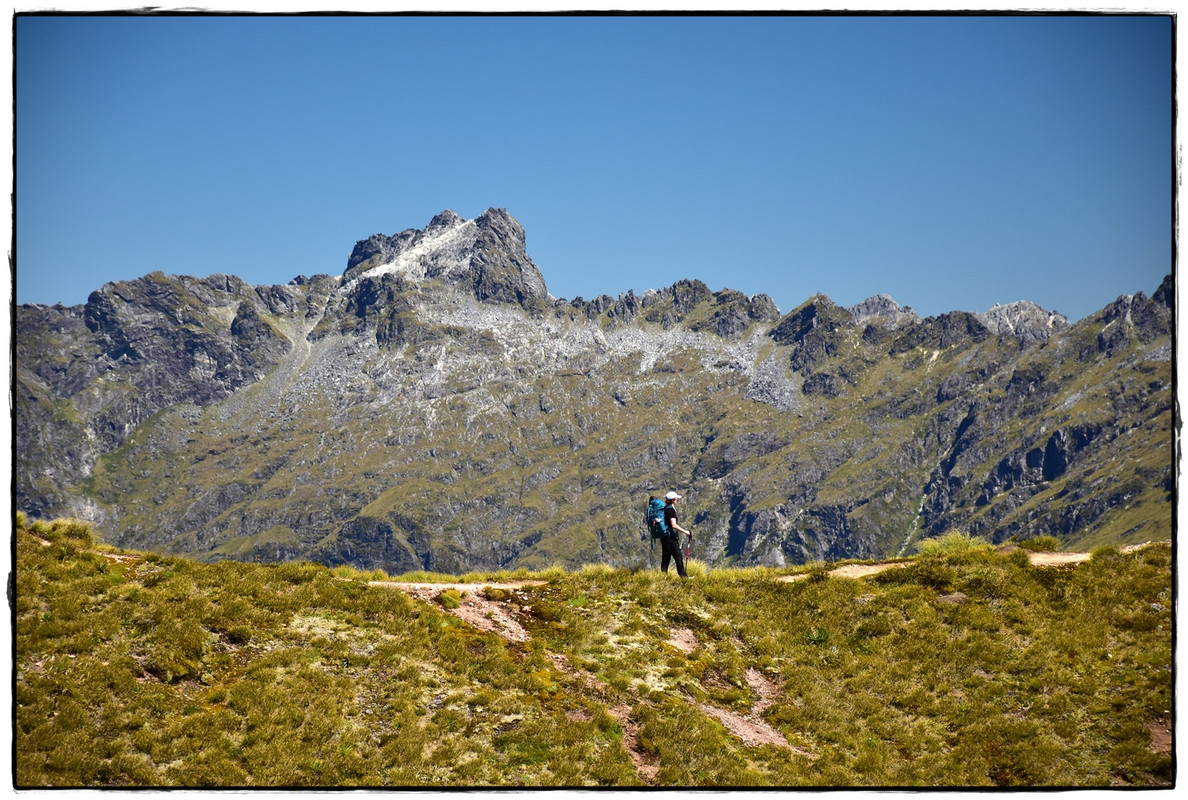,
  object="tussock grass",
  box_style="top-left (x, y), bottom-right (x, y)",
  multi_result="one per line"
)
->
top-left (1015, 535), bottom-right (1061, 552)
top-left (14, 516), bottom-right (1172, 788)
top-left (916, 529), bottom-right (997, 560)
